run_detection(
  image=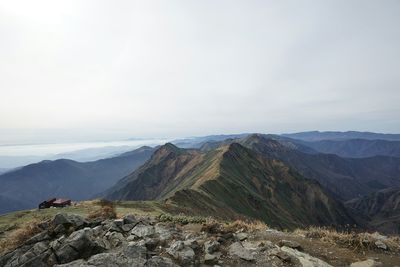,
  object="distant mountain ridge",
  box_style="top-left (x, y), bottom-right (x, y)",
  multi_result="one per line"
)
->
top-left (282, 131), bottom-right (400, 141)
top-left (175, 131), bottom-right (400, 159)
top-left (241, 135), bottom-right (400, 200)
top-left (0, 146), bottom-right (155, 214)
top-left (104, 142), bottom-right (354, 229)
top-left (301, 139), bottom-right (400, 158)
top-left (186, 134), bottom-right (400, 200)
